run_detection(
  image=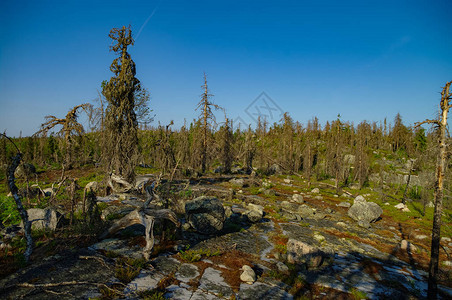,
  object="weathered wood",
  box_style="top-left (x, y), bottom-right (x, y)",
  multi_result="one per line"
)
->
top-left (2, 135), bottom-right (34, 262)
top-left (101, 207), bottom-right (179, 260)
top-left (416, 80), bottom-right (451, 299)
